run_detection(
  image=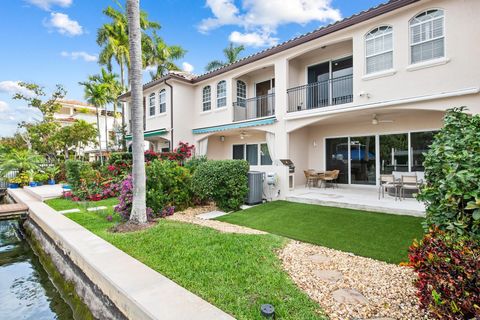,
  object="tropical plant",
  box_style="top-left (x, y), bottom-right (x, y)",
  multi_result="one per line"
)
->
top-left (192, 160), bottom-right (249, 211)
top-left (144, 31), bottom-right (186, 79)
top-left (0, 149), bottom-right (43, 177)
top-left (97, 1), bottom-right (160, 149)
top-left (127, 0), bottom-right (147, 224)
top-left (205, 43), bottom-right (245, 71)
top-left (417, 107), bottom-right (480, 239)
top-left (409, 229), bottom-right (479, 319)
top-left (44, 166), bottom-right (60, 180)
